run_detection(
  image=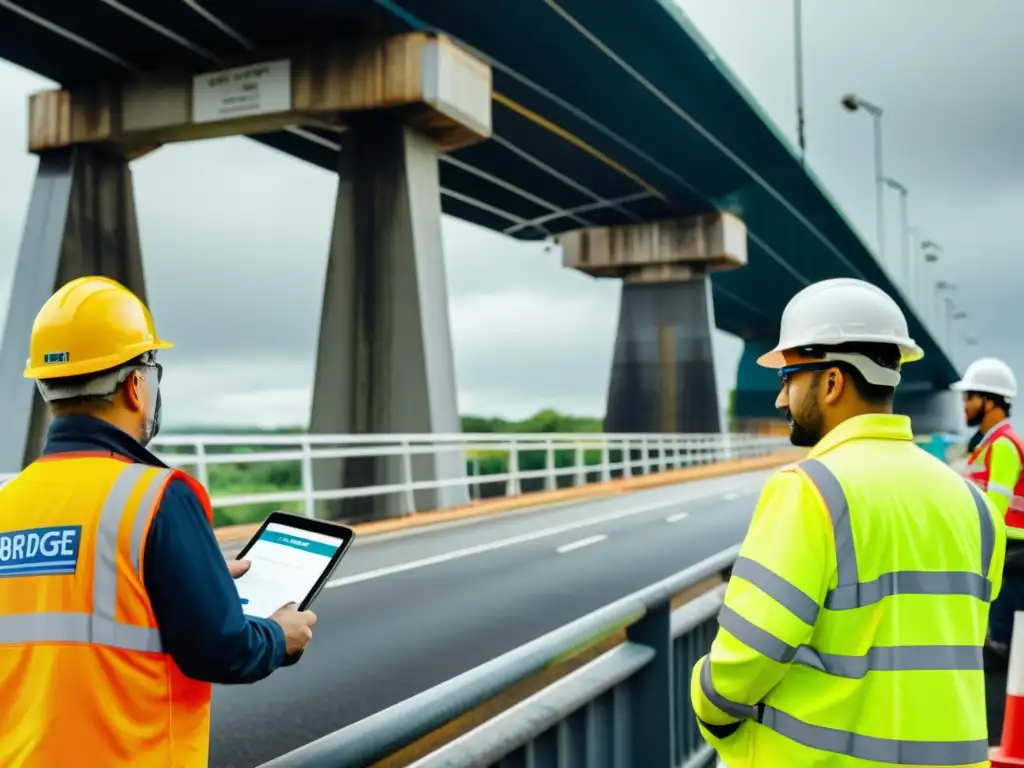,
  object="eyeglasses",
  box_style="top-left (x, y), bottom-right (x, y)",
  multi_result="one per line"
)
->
top-left (778, 361), bottom-right (833, 385)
